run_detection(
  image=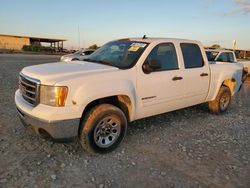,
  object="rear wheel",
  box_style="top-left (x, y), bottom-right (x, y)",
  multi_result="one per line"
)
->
top-left (78, 104), bottom-right (127, 153)
top-left (208, 86), bottom-right (231, 114)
